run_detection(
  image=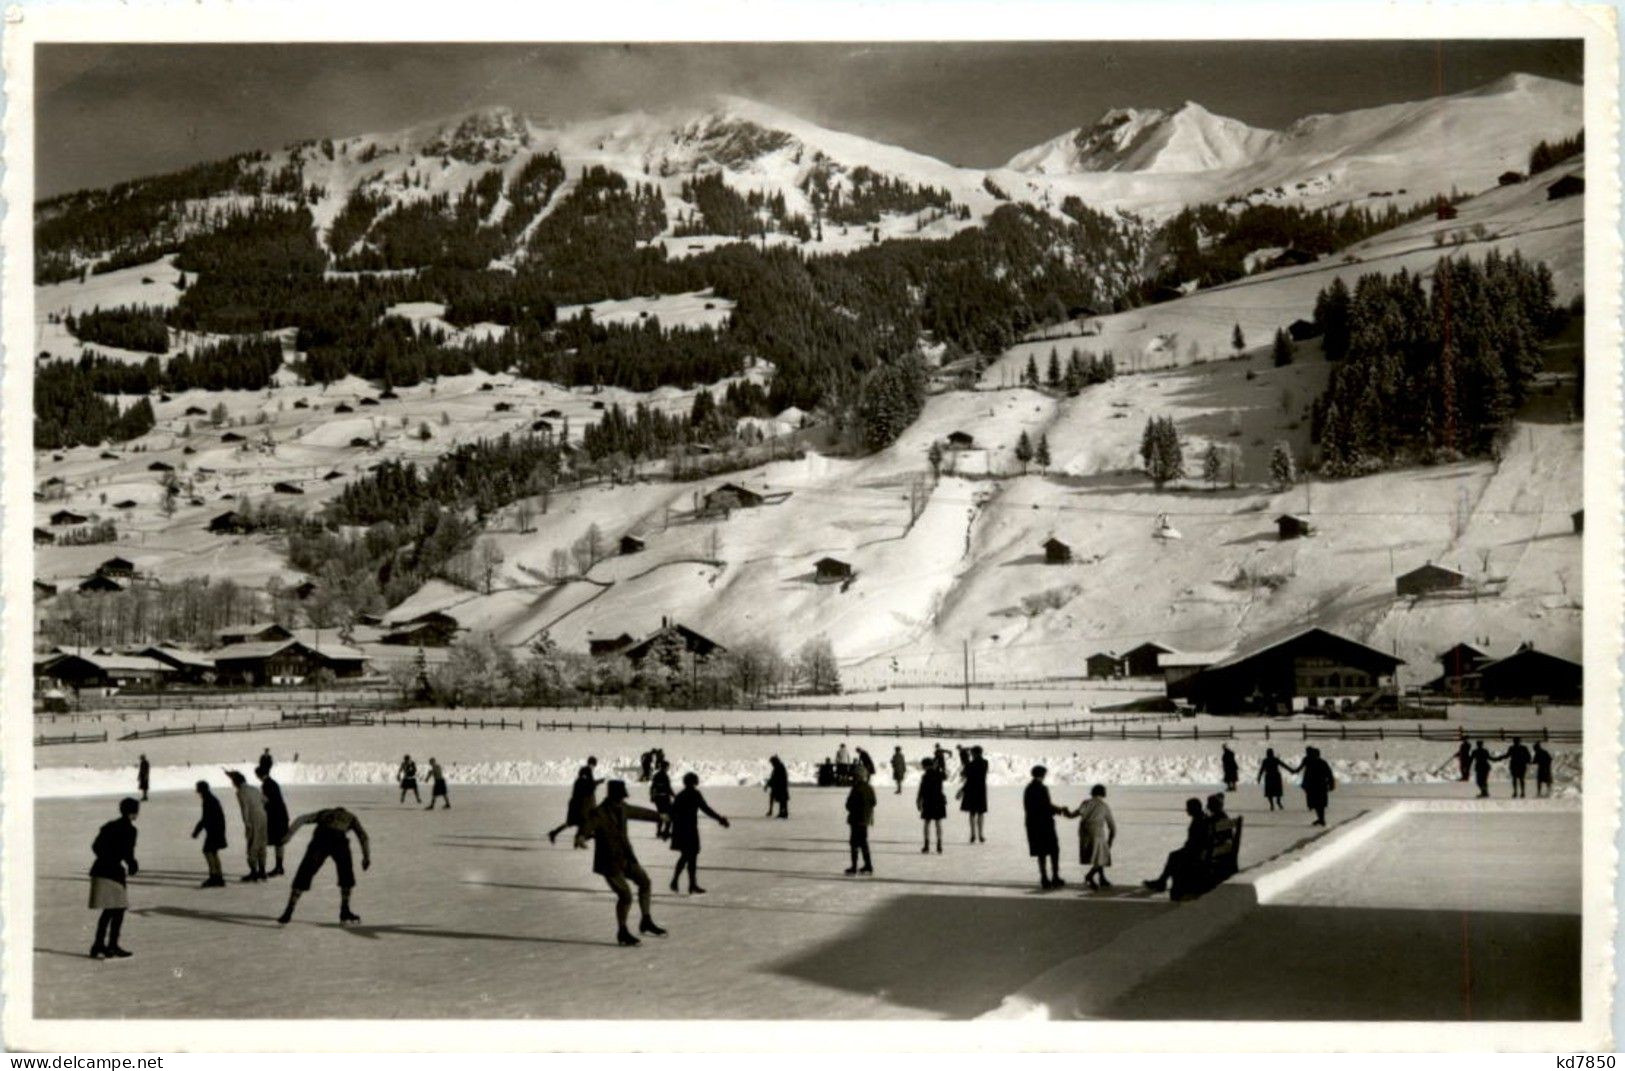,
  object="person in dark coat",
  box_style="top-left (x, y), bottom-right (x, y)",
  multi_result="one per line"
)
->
top-left (958, 745), bottom-right (989, 844)
top-left (549, 757), bottom-right (602, 845)
top-left (916, 758), bottom-right (947, 853)
top-left (137, 755), bottom-right (150, 801)
top-left (1220, 745), bottom-right (1240, 792)
top-left (1505, 737), bottom-right (1532, 798)
top-left (1534, 743), bottom-right (1555, 797)
top-left (855, 747), bottom-right (877, 780)
top-left (88, 797), bottom-right (140, 959)
top-left (1256, 748), bottom-right (1288, 810)
top-left (844, 770), bottom-right (876, 875)
top-left (256, 766), bottom-right (290, 877)
top-left (575, 781), bottom-right (666, 946)
top-left (191, 780), bottom-right (227, 888)
top-left (1470, 741), bottom-right (1501, 798)
top-left (765, 756), bottom-right (790, 818)
top-left (257, 747), bottom-right (274, 777)
top-left (650, 758), bottom-right (675, 840)
top-left (1294, 747), bottom-right (1336, 825)
top-left (1453, 740), bottom-right (1472, 782)
top-left (1023, 765), bottom-right (1066, 890)
top-left (276, 806), bottom-right (370, 926)
top-left (890, 746), bottom-right (908, 794)
top-left (425, 757), bottom-right (450, 810)
top-left (1143, 798), bottom-right (1208, 893)
top-left (668, 772), bottom-right (730, 894)
top-left (398, 754), bottom-right (420, 804)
